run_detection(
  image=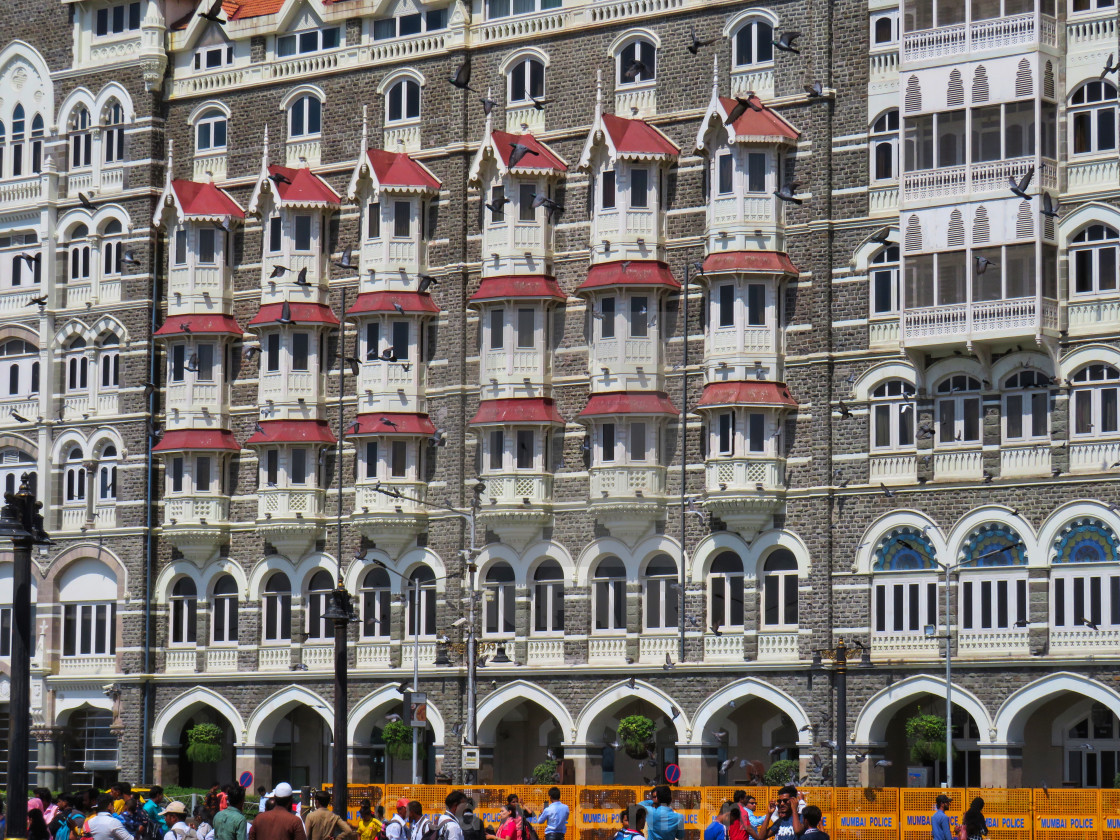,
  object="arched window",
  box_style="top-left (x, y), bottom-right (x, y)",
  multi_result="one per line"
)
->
top-left (405, 566), bottom-right (436, 638)
top-left (1003, 370), bottom-right (1050, 441)
top-left (958, 523), bottom-right (1027, 632)
top-left (102, 219), bottom-right (123, 277)
top-left (872, 530), bottom-right (938, 635)
top-left (0, 339), bottom-right (38, 397)
top-left (100, 334), bottom-right (120, 388)
top-left (1052, 520), bottom-right (1120, 636)
top-left (0, 120), bottom-right (5, 175)
top-left (196, 108), bottom-right (227, 153)
top-left (1071, 224), bottom-right (1119, 295)
top-left (761, 549), bottom-right (798, 628)
top-left (709, 551), bottom-right (744, 631)
top-left (593, 556), bottom-right (627, 632)
top-left (733, 19), bottom-right (774, 67)
top-left (11, 105), bottom-right (25, 177)
top-left (508, 57), bottom-right (544, 105)
top-left (484, 562), bottom-right (516, 635)
top-left (1071, 81), bottom-right (1117, 155)
top-left (65, 446), bottom-right (86, 502)
top-left (532, 560), bottom-right (564, 634)
top-left (305, 569), bottom-right (336, 641)
top-left (360, 566), bottom-right (391, 639)
top-left (103, 102), bottom-right (125, 163)
top-left (935, 374), bottom-right (982, 444)
top-left (1059, 703), bottom-right (1120, 788)
top-left (386, 79), bottom-right (420, 124)
top-left (262, 572), bottom-right (292, 642)
top-left (70, 106), bottom-right (92, 169)
top-left (212, 574), bottom-right (239, 644)
top-left (288, 94), bottom-right (322, 139)
top-left (643, 554), bottom-right (679, 630)
top-left (871, 244), bottom-right (900, 315)
top-left (30, 114), bottom-right (43, 174)
top-left (871, 110), bottom-right (899, 182)
top-left (169, 578), bottom-right (198, 645)
top-left (66, 337), bottom-right (89, 392)
top-left (97, 445), bottom-right (117, 501)
top-left (871, 379), bottom-right (915, 449)
top-left (1071, 364), bottom-right (1120, 437)
top-left (69, 224), bottom-right (91, 282)
top-left (617, 38), bottom-right (656, 86)
top-left (0, 449), bottom-right (35, 498)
